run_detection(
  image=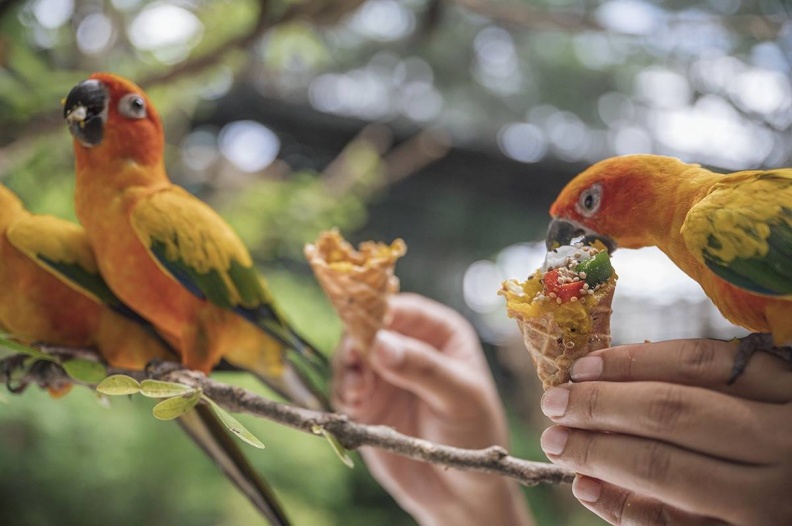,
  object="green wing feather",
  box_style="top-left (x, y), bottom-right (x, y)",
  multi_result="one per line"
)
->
top-left (6, 215), bottom-right (119, 305)
top-left (131, 188), bottom-right (327, 367)
top-left (6, 215), bottom-right (165, 330)
top-left (682, 170), bottom-right (792, 297)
